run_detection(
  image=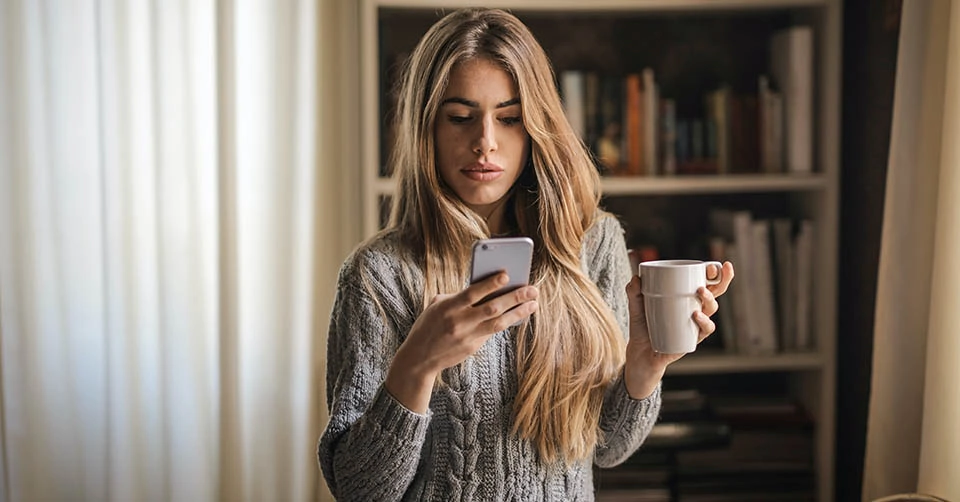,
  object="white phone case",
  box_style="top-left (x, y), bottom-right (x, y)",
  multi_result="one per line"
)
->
top-left (469, 237), bottom-right (534, 302)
